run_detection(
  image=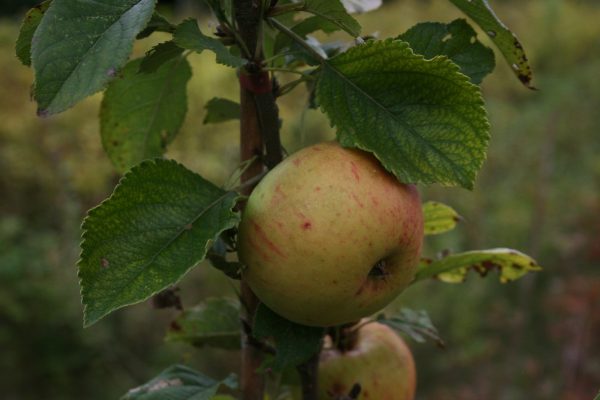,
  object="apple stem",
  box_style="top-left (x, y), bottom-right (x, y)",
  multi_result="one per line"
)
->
top-left (234, 0), bottom-right (284, 399)
top-left (297, 351), bottom-right (321, 400)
